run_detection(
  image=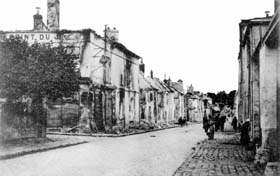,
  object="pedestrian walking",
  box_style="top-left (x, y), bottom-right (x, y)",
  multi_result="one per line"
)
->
top-left (178, 117), bottom-right (183, 127)
top-left (232, 116), bottom-right (238, 132)
top-left (203, 114), bottom-right (209, 133)
top-left (214, 114), bottom-right (220, 131)
top-left (220, 115), bottom-right (226, 132)
top-left (182, 118), bottom-right (187, 126)
top-left (224, 116), bottom-right (233, 132)
top-left (237, 119), bottom-right (243, 132)
top-left (240, 119), bottom-right (250, 147)
top-left (207, 120), bottom-right (215, 140)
